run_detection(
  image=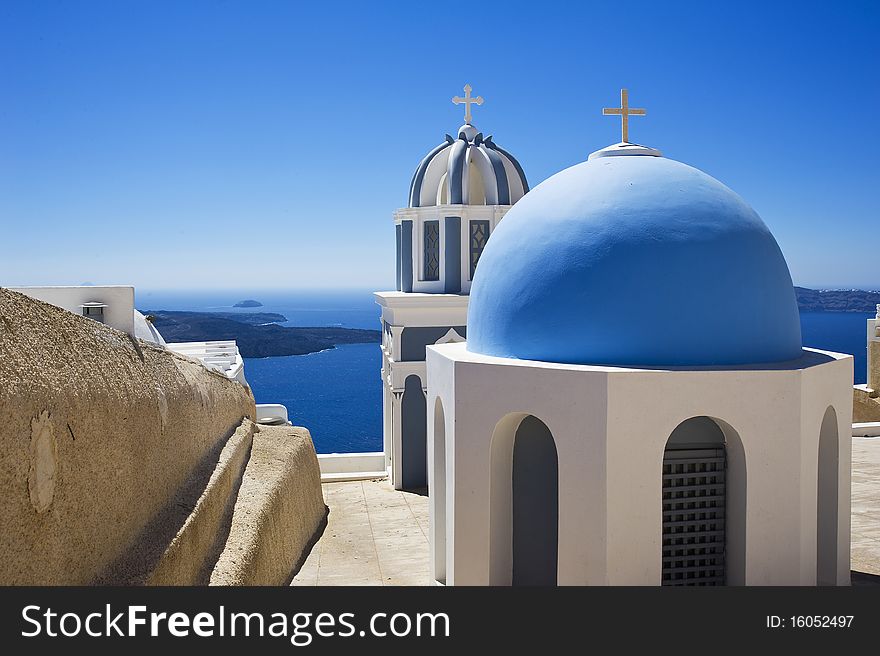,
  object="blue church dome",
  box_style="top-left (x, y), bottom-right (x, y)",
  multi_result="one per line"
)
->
top-left (466, 146), bottom-right (803, 366)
